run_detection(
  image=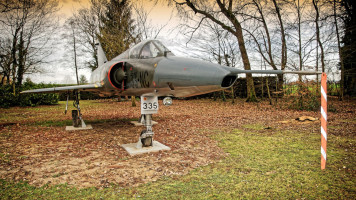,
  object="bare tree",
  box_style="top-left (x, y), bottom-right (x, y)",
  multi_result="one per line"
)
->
top-left (171, 0), bottom-right (258, 102)
top-left (63, 18), bottom-right (81, 85)
top-left (0, 0), bottom-right (59, 93)
top-left (72, 0), bottom-right (107, 71)
top-left (243, 0), bottom-right (287, 92)
top-left (0, 0), bottom-right (23, 13)
top-left (295, 0), bottom-right (304, 81)
top-left (132, 0), bottom-right (170, 41)
top-left (0, 38), bottom-right (12, 84)
top-left (284, 0), bottom-right (316, 82)
top-left (312, 0), bottom-right (325, 73)
top-left (272, 0), bottom-right (287, 90)
top-left (182, 19), bottom-right (240, 102)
